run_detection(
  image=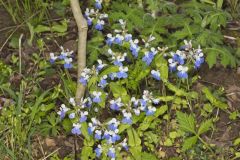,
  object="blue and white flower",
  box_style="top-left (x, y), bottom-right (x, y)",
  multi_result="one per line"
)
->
top-left (87, 123), bottom-right (96, 135)
top-left (107, 147), bottom-right (116, 159)
top-left (64, 57), bottom-right (73, 69)
top-left (80, 111), bottom-right (88, 122)
top-left (95, 130), bottom-right (102, 140)
top-left (108, 118), bottom-right (120, 131)
top-left (112, 52), bottom-right (127, 66)
top-left (152, 98), bottom-right (160, 104)
top-left (110, 98), bottom-right (124, 111)
top-left (85, 8), bottom-right (95, 17)
top-left (146, 106), bottom-right (156, 116)
top-left (95, 145), bottom-right (102, 158)
top-left (114, 34), bottom-right (124, 45)
top-left (69, 97), bottom-right (76, 106)
top-left (151, 70), bottom-right (161, 80)
top-left (177, 65), bottom-right (188, 79)
top-left (125, 34), bottom-right (132, 42)
top-left (171, 50), bottom-right (186, 65)
top-left (122, 110), bottom-right (132, 124)
top-left (109, 130), bottom-right (120, 143)
top-left (59, 46), bottom-right (73, 60)
top-left (194, 47), bottom-right (204, 69)
top-left (71, 123), bottom-right (81, 135)
top-left (49, 53), bottom-right (58, 63)
top-left (95, 0), bottom-right (102, 10)
top-left (96, 59), bottom-right (107, 72)
top-left (106, 34), bottom-right (115, 46)
top-left (121, 138), bottom-right (129, 151)
top-left (57, 104), bottom-right (69, 119)
top-left (98, 75), bottom-right (108, 88)
top-left (130, 39), bottom-right (140, 58)
top-left (69, 113), bottom-right (75, 119)
top-left (117, 66), bottom-right (128, 79)
top-left (109, 72), bottom-right (117, 80)
top-left (79, 68), bottom-right (91, 86)
top-left (131, 97), bottom-right (139, 107)
top-left (168, 58), bottom-right (177, 72)
top-left (95, 20), bottom-right (105, 31)
top-left (133, 108), bottom-right (141, 116)
top-left (142, 47), bottom-right (157, 65)
top-left (92, 91), bottom-right (102, 103)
